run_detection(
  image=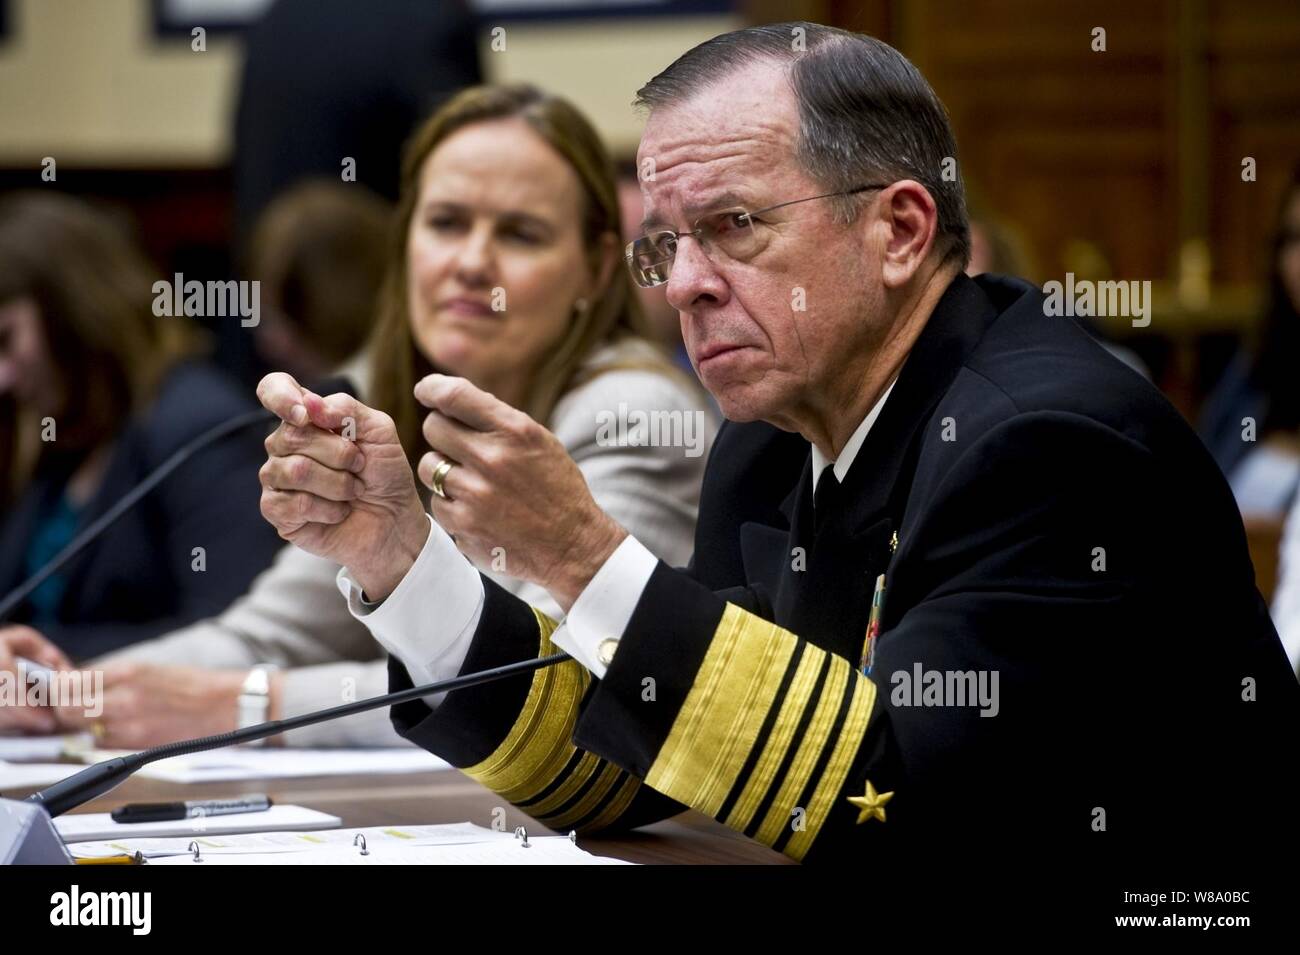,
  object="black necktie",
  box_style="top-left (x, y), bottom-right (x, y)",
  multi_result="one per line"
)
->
top-left (813, 464), bottom-right (840, 533)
